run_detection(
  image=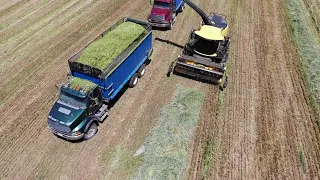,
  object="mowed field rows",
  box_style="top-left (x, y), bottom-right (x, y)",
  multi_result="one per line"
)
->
top-left (187, 0), bottom-right (320, 179)
top-left (0, 0), bottom-right (319, 179)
